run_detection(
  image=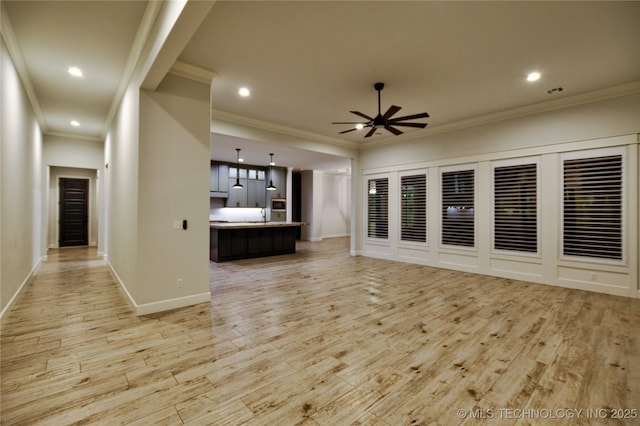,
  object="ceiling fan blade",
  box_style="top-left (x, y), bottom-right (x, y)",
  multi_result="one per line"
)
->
top-left (339, 128), bottom-right (358, 134)
top-left (384, 125), bottom-right (403, 135)
top-left (389, 122), bottom-right (428, 128)
top-left (382, 105), bottom-right (402, 120)
top-left (364, 127), bottom-right (377, 138)
top-left (388, 112), bottom-right (429, 122)
top-left (332, 121), bottom-right (365, 124)
top-left (350, 111), bottom-right (374, 121)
